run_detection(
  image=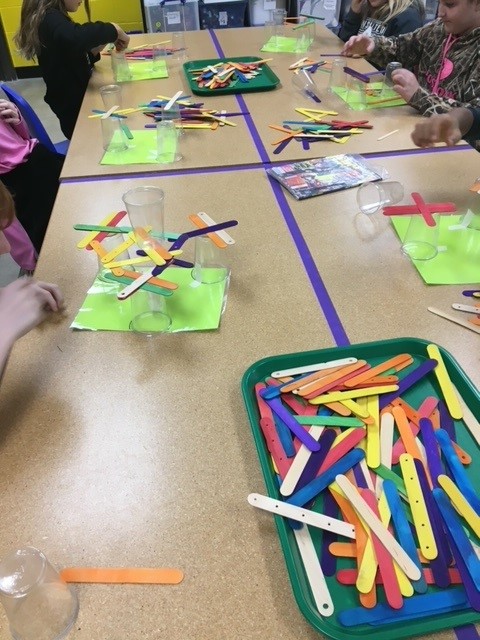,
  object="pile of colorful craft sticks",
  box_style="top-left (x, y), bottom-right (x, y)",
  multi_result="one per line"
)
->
top-left (74, 210), bottom-right (237, 300)
top-left (248, 344), bottom-right (480, 631)
top-left (102, 41), bottom-right (186, 60)
top-left (142, 96), bottom-right (242, 129)
top-left (289, 57), bottom-right (331, 75)
top-left (269, 107), bottom-right (373, 153)
top-left (187, 59), bottom-right (271, 90)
